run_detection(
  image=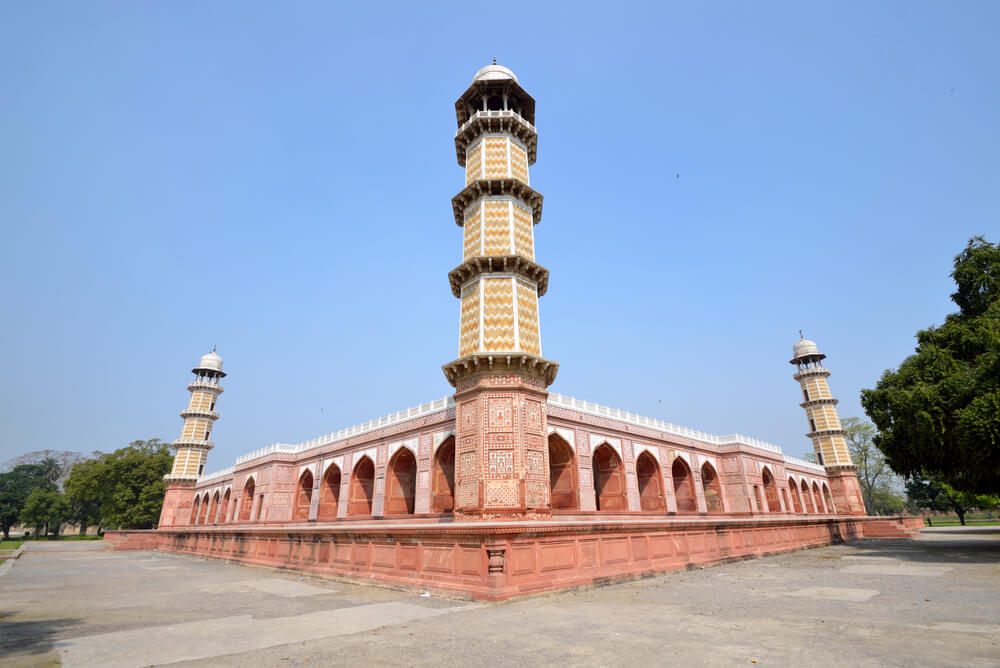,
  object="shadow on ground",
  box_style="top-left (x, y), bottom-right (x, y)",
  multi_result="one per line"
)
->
top-left (0, 612), bottom-right (81, 658)
top-left (847, 529), bottom-right (1000, 565)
